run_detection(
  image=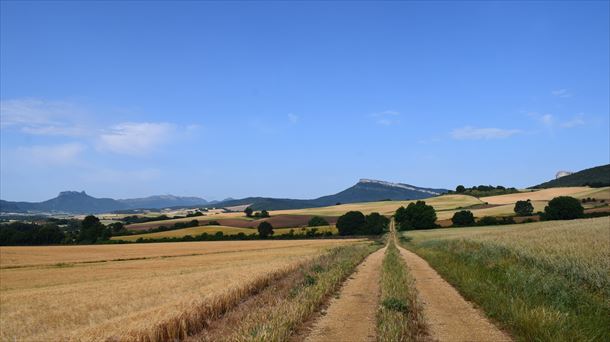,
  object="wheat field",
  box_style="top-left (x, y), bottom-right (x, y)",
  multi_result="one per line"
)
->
top-left (0, 239), bottom-right (360, 341)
